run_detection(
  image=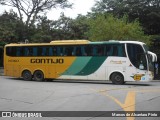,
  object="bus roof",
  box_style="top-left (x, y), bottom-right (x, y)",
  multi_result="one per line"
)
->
top-left (119, 41), bottom-right (145, 45)
top-left (50, 40), bottom-right (90, 44)
top-left (5, 40), bottom-right (145, 47)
